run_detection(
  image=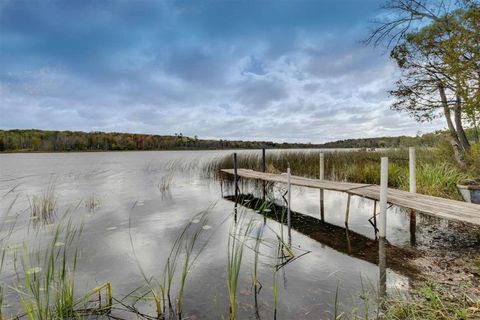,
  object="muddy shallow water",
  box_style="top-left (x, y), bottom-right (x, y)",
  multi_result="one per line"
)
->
top-left (0, 150), bottom-right (478, 319)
